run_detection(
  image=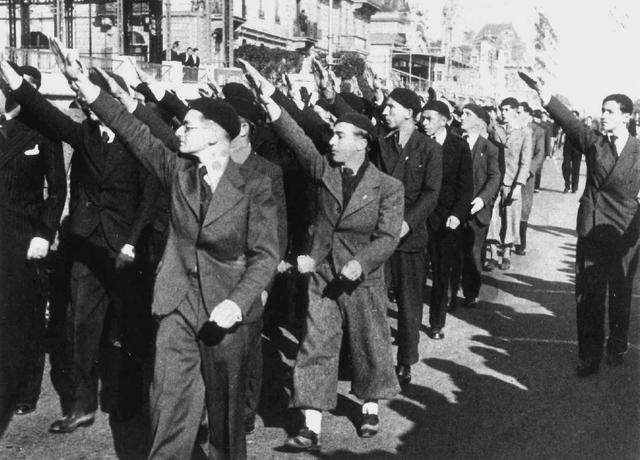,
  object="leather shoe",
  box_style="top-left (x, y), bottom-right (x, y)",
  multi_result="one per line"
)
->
top-left (606, 351), bottom-right (625, 367)
top-left (395, 364), bottom-right (412, 386)
top-left (283, 427), bottom-right (320, 452)
top-left (358, 413), bottom-right (379, 438)
top-left (575, 359), bottom-right (599, 377)
top-left (427, 327), bottom-right (445, 340)
top-left (514, 246), bottom-right (526, 256)
top-left (483, 259), bottom-right (499, 272)
top-left (499, 258), bottom-right (511, 270)
top-left (14, 403), bottom-right (36, 415)
top-left (49, 412), bottom-right (95, 433)
top-left (464, 298), bottom-right (478, 309)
